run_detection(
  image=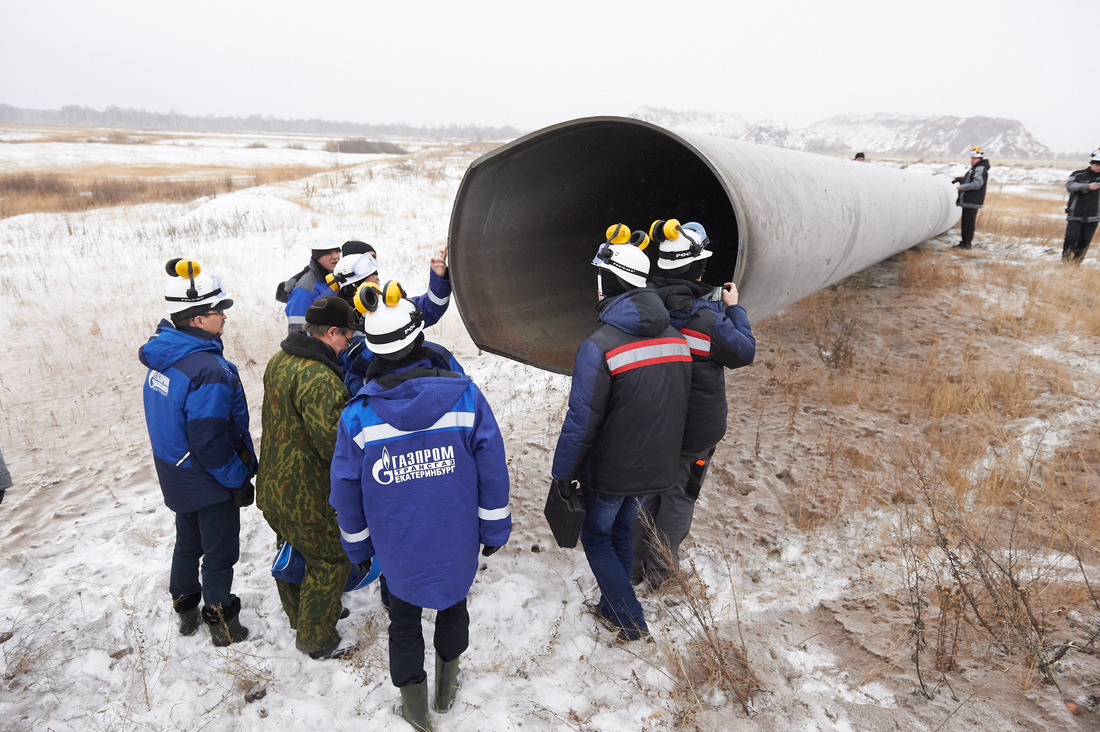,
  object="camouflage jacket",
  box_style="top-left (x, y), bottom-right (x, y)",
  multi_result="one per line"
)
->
top-left (257, 332), bottom-right (348, 554)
